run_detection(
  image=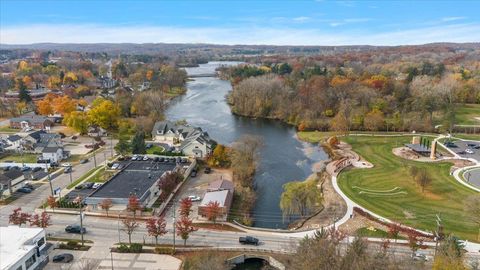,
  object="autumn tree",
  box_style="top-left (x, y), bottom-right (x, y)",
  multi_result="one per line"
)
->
top-left (204, 201), bottom-right (221, 224)
top-left (388, 222), bottom-right (401, 244)
top-left (463, 194), bottom-right (480, 241)
top-left (127, 194), bottom-right (142, 218)
top-left (433, 235), bottom-right (466, 270)
top-left (30, 211), bottom-right (52, 228)
top-left (230, 135), bottom-right (262, 187)
top-left (36, 98), bottom-right (54, 115)
top-left (87, 98), bottom-right (121, 130)
top-left (146, 216), bottom-right (167, 246)
top-left (176, 216), bottom-right (198, 246)
top-left (121, 217), bottom-right (139, 245)
top-left (208, 144), bottom-right (231, 168)
top-left (99, 198), bottom-right (113, 217)
top-left (52, 95), bottom-right (77, 115)
top-left (280, 178), bottom-right (323, 219)
top-left (9, 208), bottom-right (31, 226)
top-left (179, 197), bottom-right (193, 217)
top-left (158, 171), bottom-right (183, 200)
top-left (47, 195), bottom-right (57, 212)
top-left (63, 71), bottom-right (78, 84)
top-left (363, 109), bottom-right (385, 131)
top-left (47, 75), bottom-right (62, 89)
top-left (63, 111), bottom-right (88, 134)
